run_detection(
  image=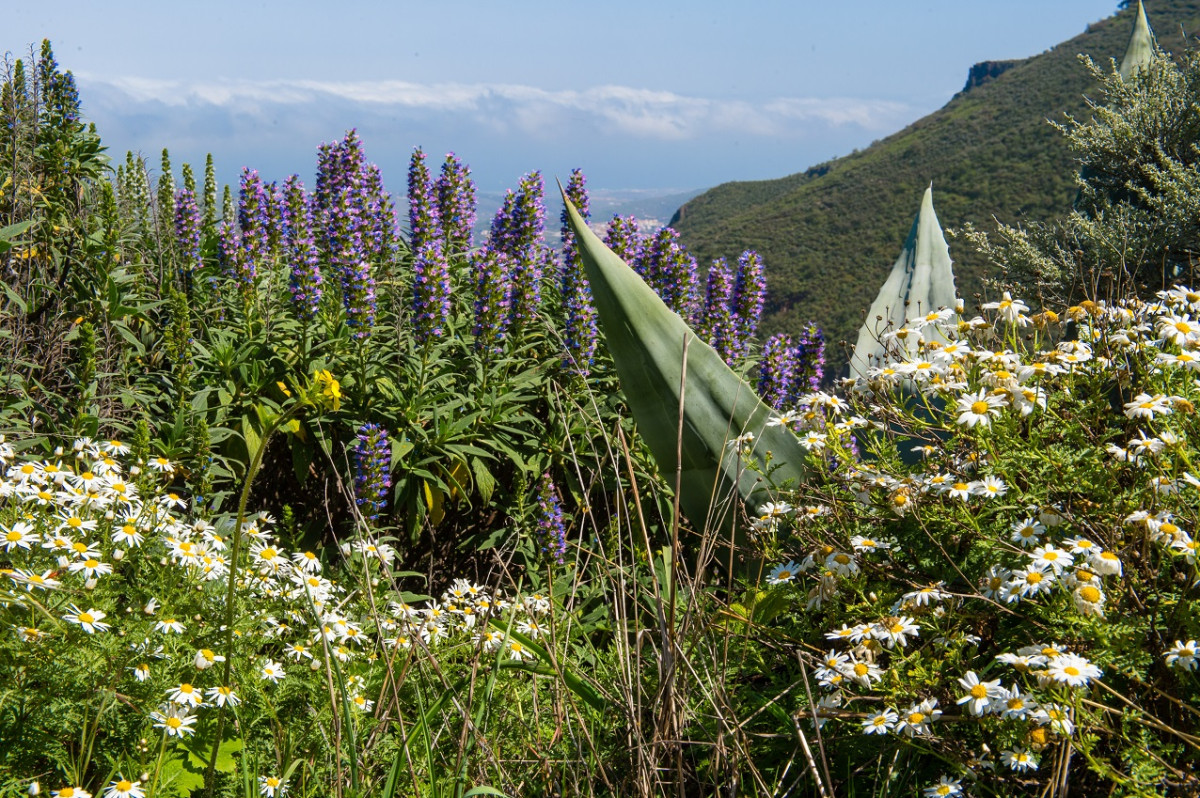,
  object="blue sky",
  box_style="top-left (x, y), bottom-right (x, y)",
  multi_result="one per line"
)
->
top-left (10, 1), bottom-right (1123, 195)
